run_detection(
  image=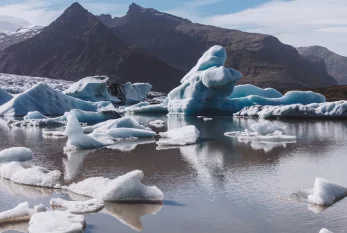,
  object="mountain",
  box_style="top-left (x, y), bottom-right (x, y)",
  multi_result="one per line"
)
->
top-left (99, 3), bottom-right (337, 90)
top-left (297, 46), bottom-right (347, 85)
top-left (0, 3), bottom-right (183, 92)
